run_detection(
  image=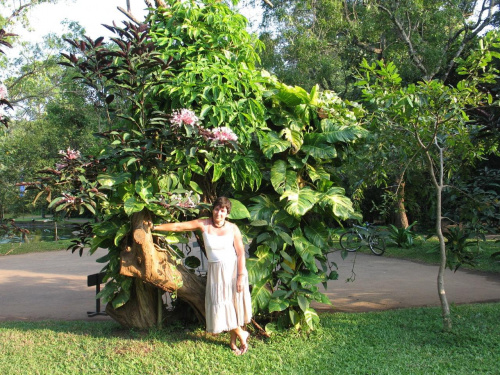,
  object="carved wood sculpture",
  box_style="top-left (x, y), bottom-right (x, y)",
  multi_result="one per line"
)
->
top-left (106, 210), bottom-right (206, 328)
